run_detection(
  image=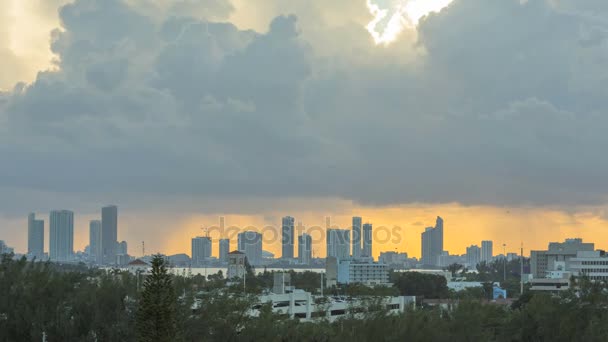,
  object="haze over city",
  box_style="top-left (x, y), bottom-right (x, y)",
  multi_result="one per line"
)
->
top-left (3, 0), bottom-right (608, 259)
